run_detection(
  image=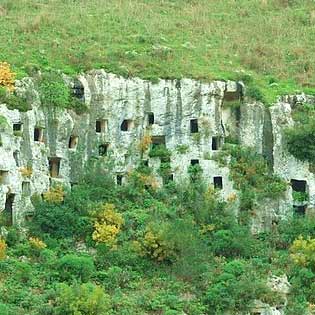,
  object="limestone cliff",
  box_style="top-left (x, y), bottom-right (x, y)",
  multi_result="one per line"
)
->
top-left (0, 70), bottom-right (312, 232)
